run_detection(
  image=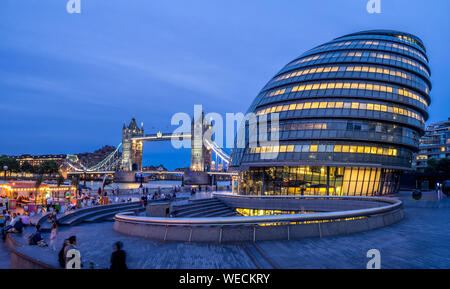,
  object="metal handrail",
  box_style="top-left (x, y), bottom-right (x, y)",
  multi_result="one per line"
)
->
top-left (213, 193), bottom-right (398, 203)
top-left (114, 195), bottom-right (402, 226)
